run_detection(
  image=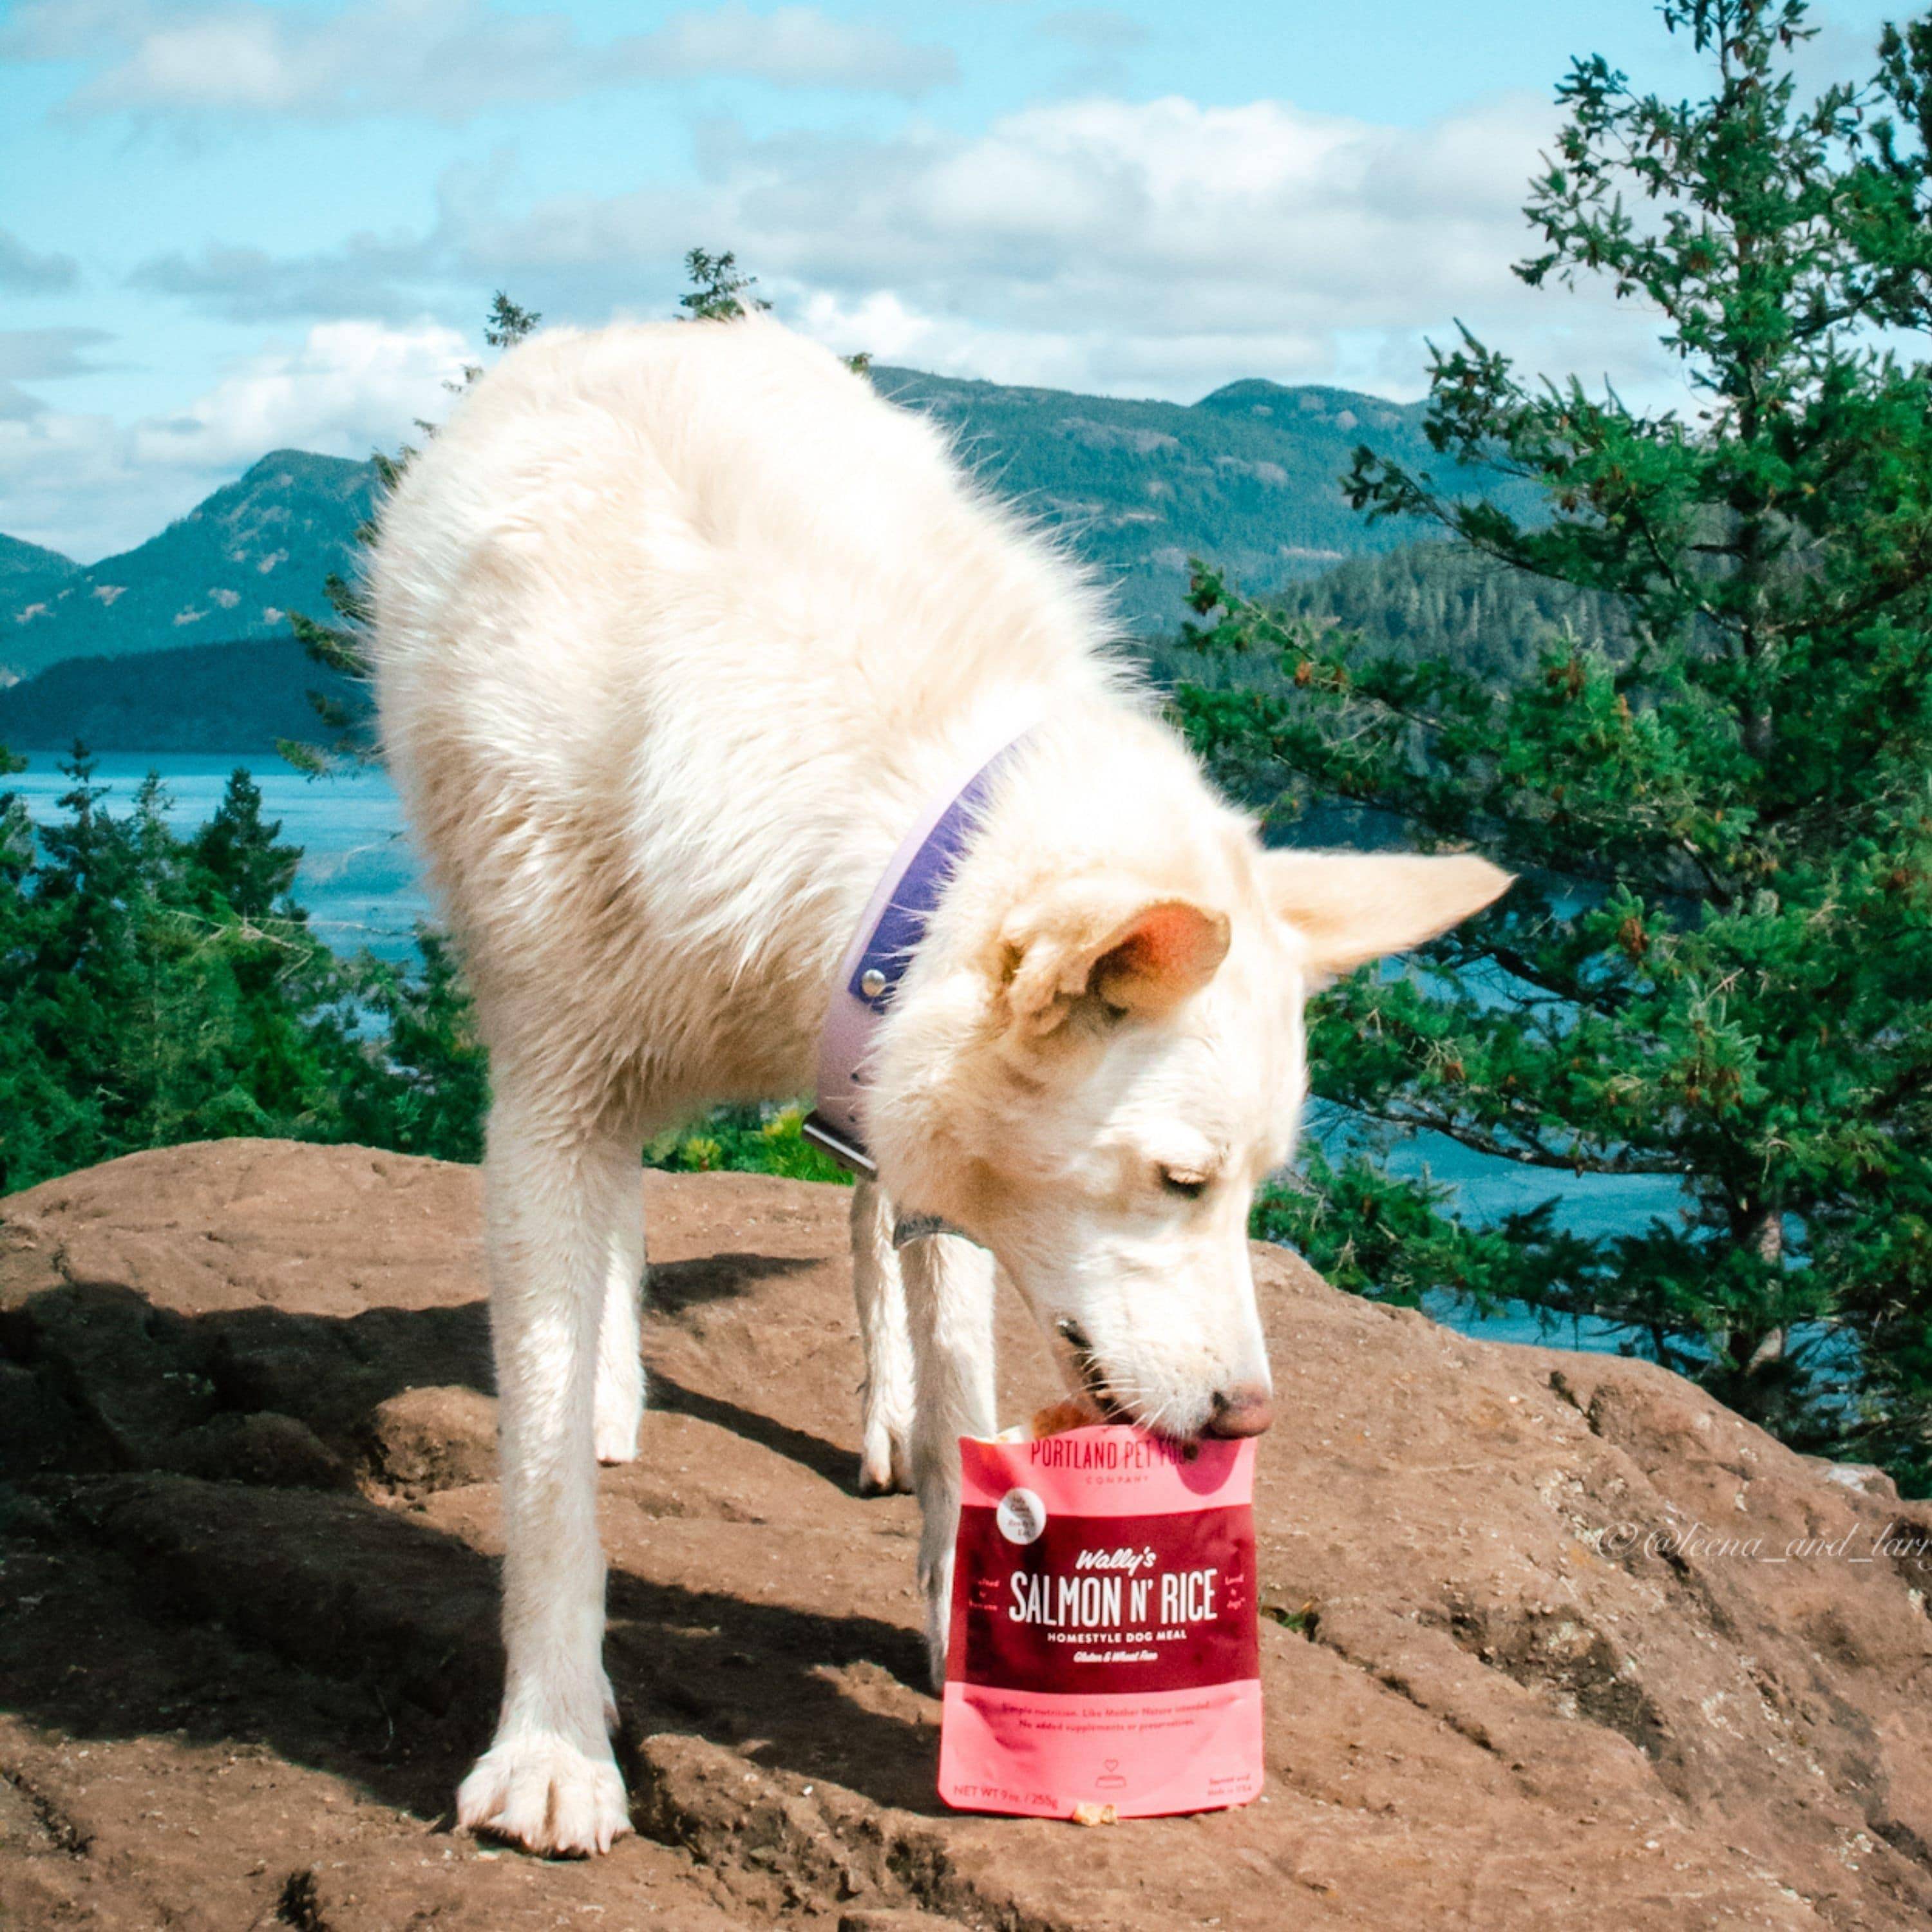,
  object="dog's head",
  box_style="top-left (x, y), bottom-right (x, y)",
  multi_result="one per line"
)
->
top-left (873, 822), bottom-right (1509, 1443)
